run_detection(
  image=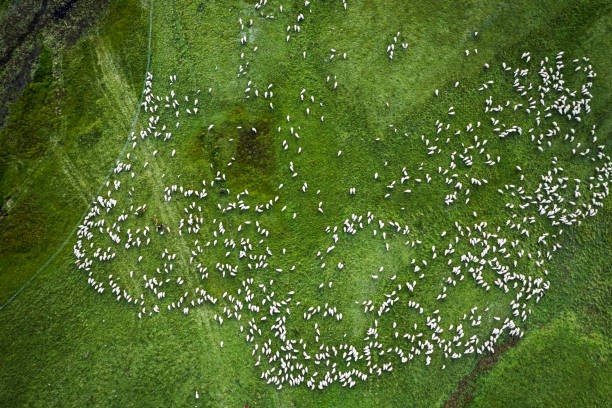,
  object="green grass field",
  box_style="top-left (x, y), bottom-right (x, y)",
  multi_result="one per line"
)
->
top-left (0, 0), bottom-right (610, 407)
